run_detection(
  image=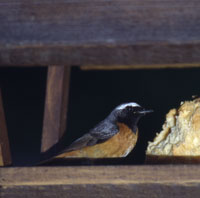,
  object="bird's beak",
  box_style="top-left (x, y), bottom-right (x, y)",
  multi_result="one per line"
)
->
top-left (138, 109), bottom-right (153, 114)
